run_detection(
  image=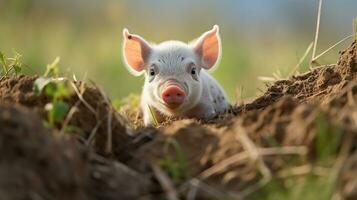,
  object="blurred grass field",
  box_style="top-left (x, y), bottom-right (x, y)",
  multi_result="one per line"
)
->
top-left (0, 0), bottom-right (353, 102)
top-left (0, 1), bottom-right (356, 199)
top-left (1, 0), bottom-right (356, 103)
